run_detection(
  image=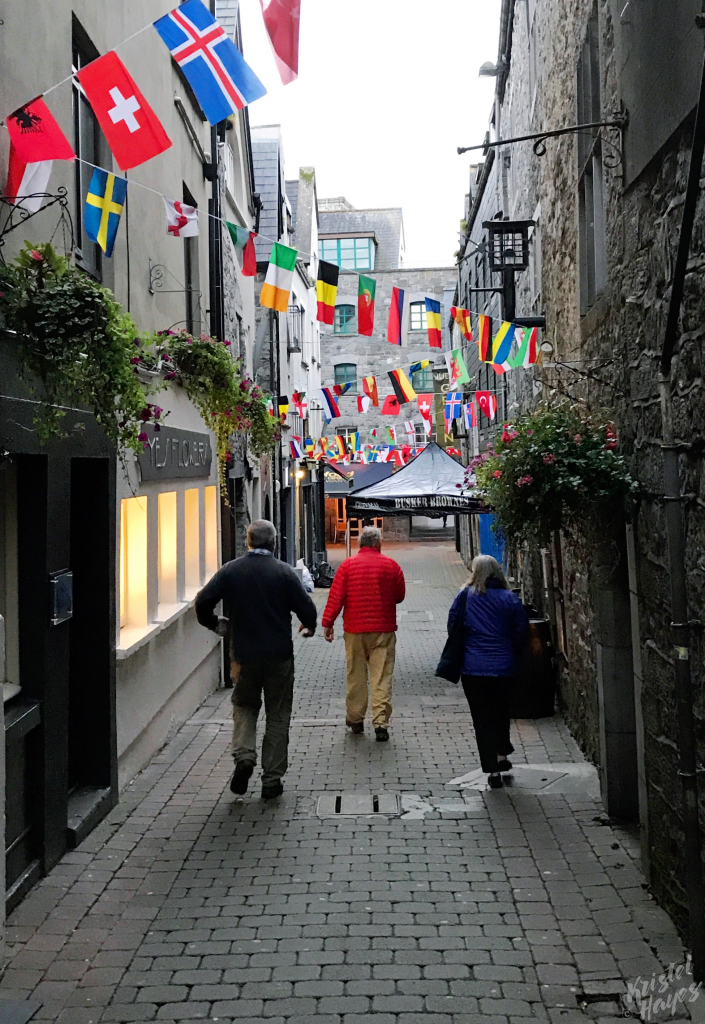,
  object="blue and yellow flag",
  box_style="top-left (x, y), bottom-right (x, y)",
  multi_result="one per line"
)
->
top-left (84, 168), bottom-right (127, 257)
